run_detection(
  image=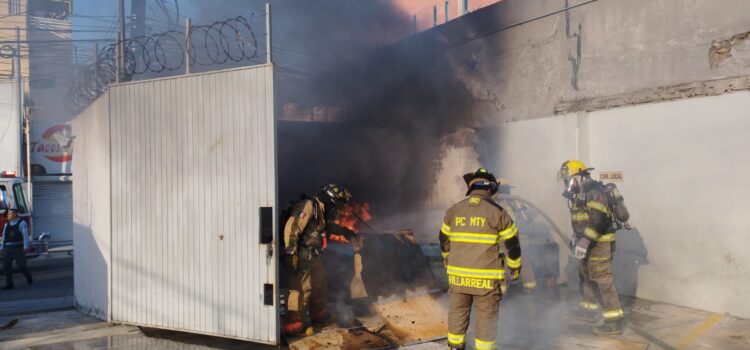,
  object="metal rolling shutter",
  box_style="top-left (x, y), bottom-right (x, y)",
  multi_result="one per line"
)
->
top-left (32, 181), bottom-right (73, 246)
